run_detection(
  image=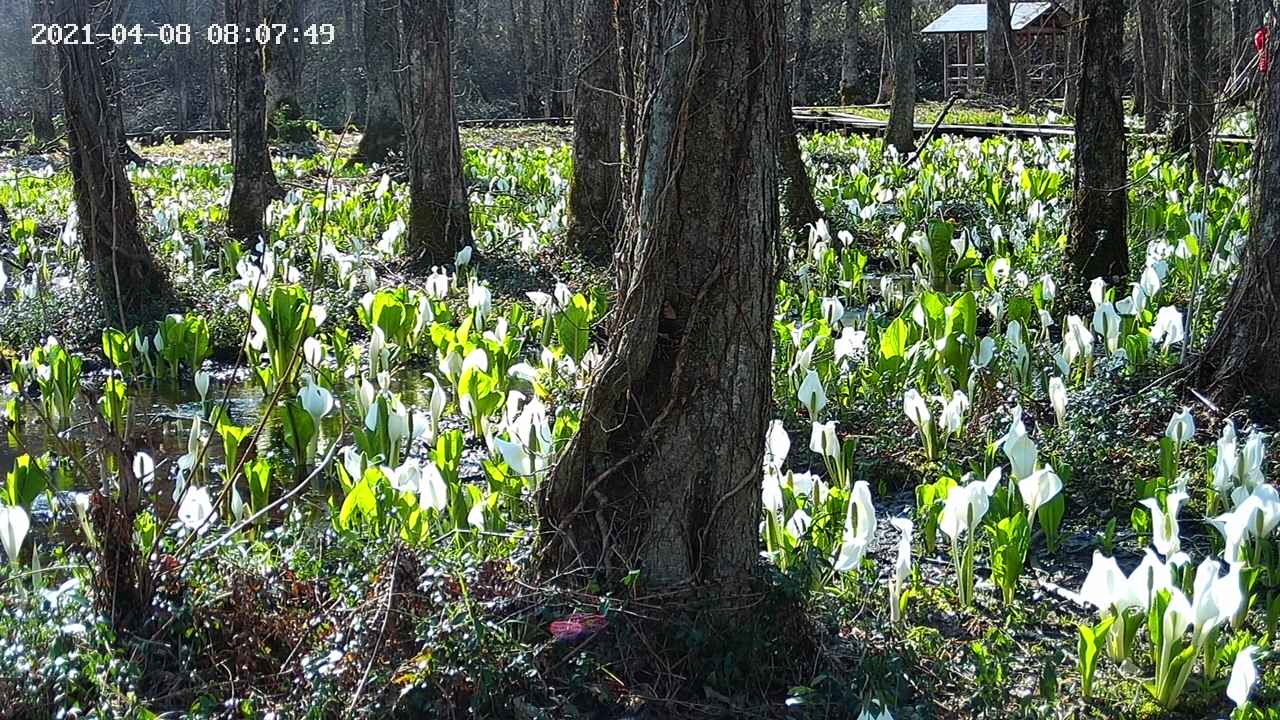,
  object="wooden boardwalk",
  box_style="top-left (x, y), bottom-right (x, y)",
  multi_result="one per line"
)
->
top-left (1, 111), bottom-right (1255, 150)
top-left (792, 108), bottom-right (1255, 147)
